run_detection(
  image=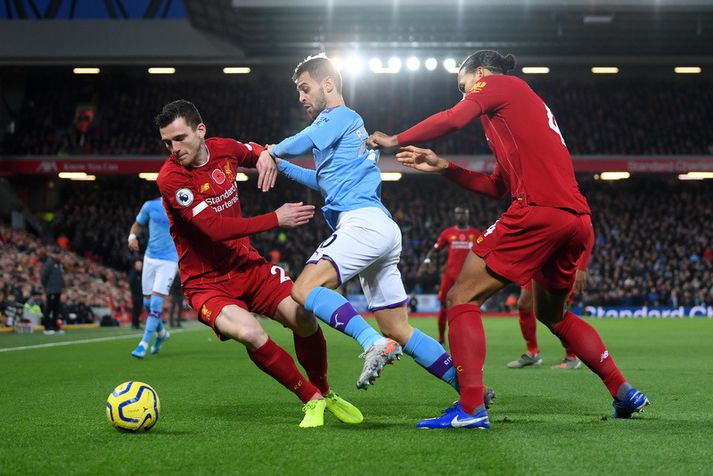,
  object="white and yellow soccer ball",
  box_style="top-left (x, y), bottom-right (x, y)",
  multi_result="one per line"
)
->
top-left (105, 381), bottom-right (160, 432)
